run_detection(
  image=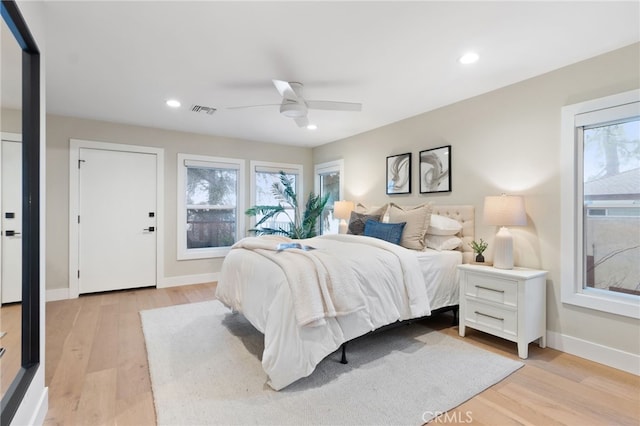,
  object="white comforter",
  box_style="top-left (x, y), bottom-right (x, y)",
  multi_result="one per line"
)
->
top-left (216, 234), bottom-right (431, 390)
